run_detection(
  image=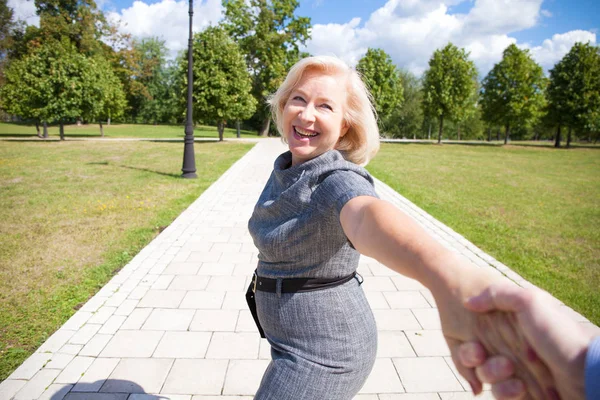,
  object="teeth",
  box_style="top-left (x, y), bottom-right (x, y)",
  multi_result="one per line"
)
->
top-left (295, 127), bottom-right (318, 137)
